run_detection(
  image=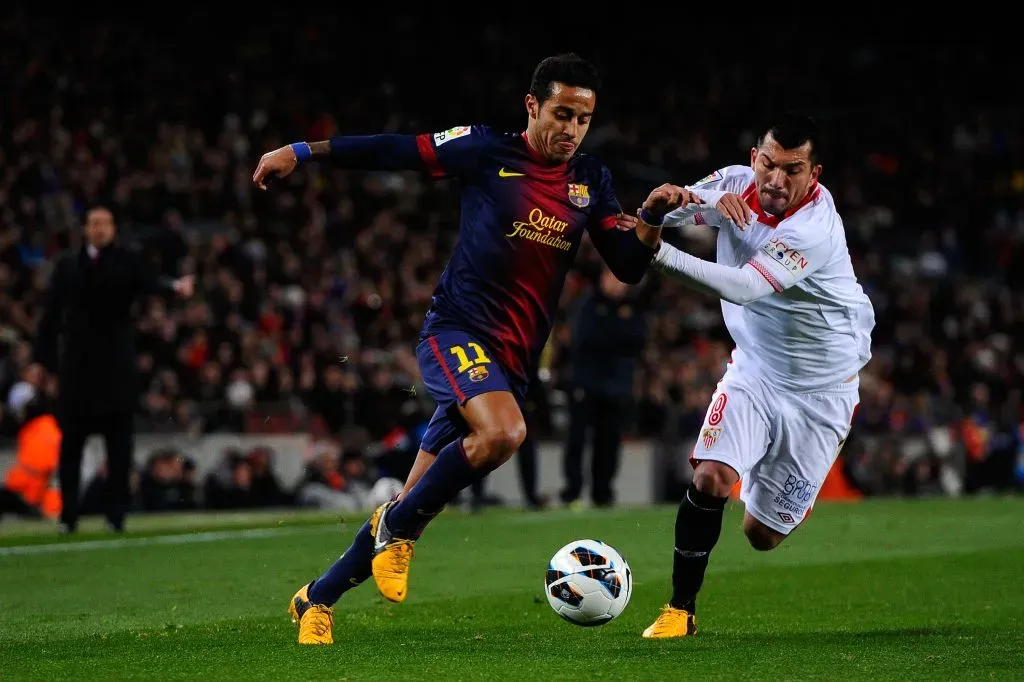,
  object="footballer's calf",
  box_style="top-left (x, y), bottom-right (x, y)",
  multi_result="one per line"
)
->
top-left (692, 460), bottom-right (787, 552)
